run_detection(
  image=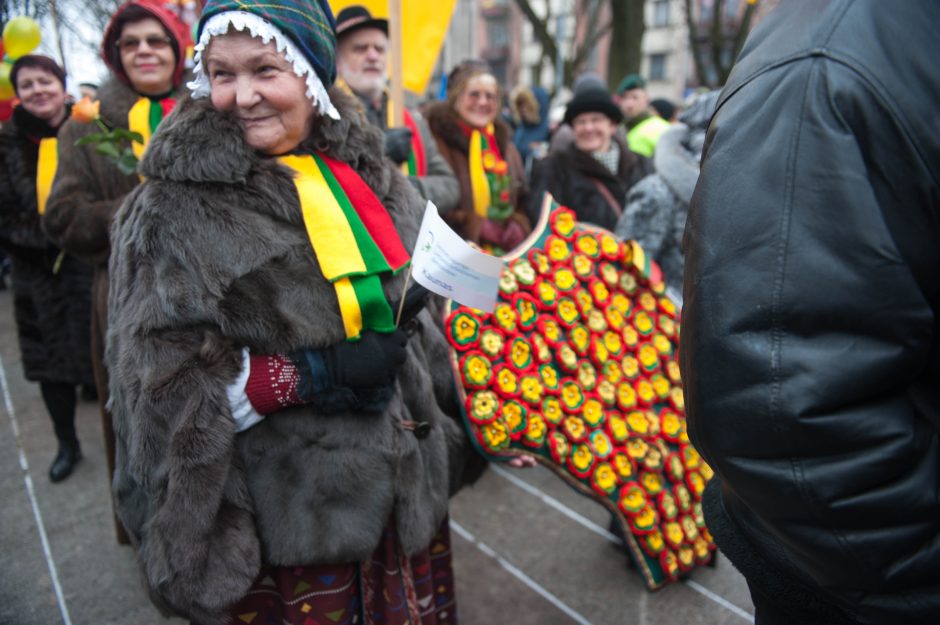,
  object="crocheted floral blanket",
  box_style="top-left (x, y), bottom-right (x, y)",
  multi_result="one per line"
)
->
top-left (444, 202), bottom-right (716, 590)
